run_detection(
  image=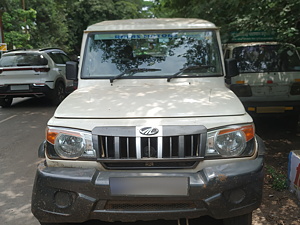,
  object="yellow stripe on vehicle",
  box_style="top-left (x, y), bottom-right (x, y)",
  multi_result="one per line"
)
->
top-left (285, 107), bottom-right (293, 111)
top-left (256, 107), bottom-right (285, 113)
